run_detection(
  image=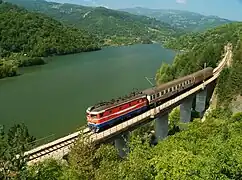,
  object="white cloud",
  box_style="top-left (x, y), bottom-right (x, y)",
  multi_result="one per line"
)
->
top-left (176, 0), bottom-right (187, 4)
